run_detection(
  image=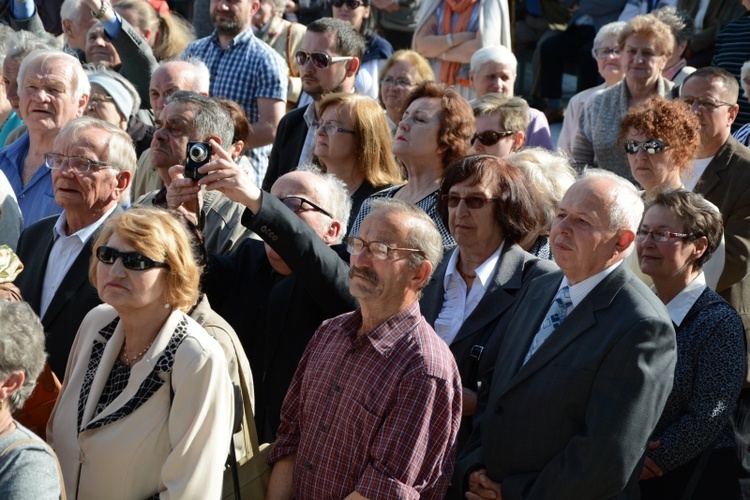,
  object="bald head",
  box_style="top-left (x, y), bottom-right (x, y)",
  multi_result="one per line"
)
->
top-left (149, 60), bottom-right (210, 119)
